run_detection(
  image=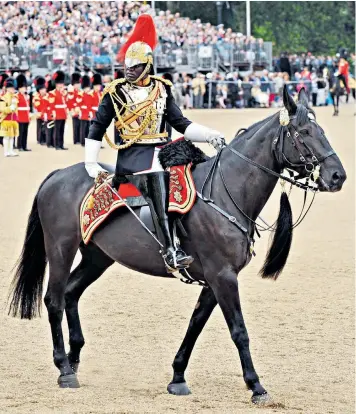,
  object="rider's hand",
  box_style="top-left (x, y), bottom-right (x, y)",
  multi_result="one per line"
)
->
top-left (9, 104), bottom-right (16, 111)
top-left (206, 130), bottom-right (226, 150)
top-left (85, 162), bottom-right (108, 179)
